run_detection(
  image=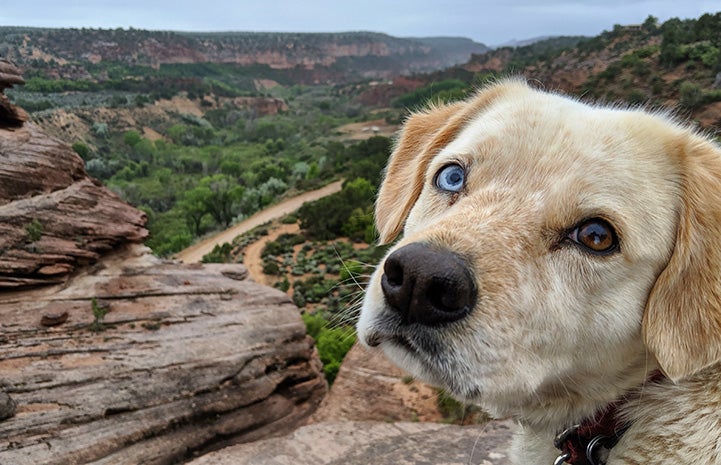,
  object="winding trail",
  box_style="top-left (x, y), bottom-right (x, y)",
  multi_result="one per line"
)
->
top-left (175, 180), bottom-right (343, 263)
